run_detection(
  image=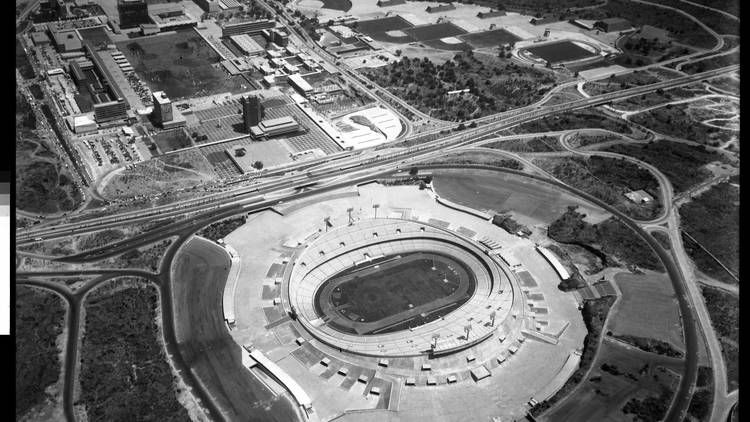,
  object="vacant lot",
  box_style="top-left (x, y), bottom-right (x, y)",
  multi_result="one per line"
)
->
top-left (460, 29), bottom-right (521, 49)
top-left (604, 141), bottom-right (725, 194)
top-left (513, 109), bottom-right (635, 136)
top-left (679, 182), bottom-right (738, 284)
top-left (525, 41), bottom-right (597, 64)
top-left (80, 280), bottom-right (190, 422)
top-left (610, 272), bottom-right (684, 351)
top-left (151, 128), bottom-right (194, 154)
top-left (362, 52), bottom-right (556, 121)
top-left (321, 0), bottom-right (351, 12)
top-left (117, 29), bottom-right (249, 99)
top-left (16, 286), bottom-right (66, 419)
top-left (484, 136), bottom-right (563, 153)
top-left (629, 101), bottom-right (737, 147)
